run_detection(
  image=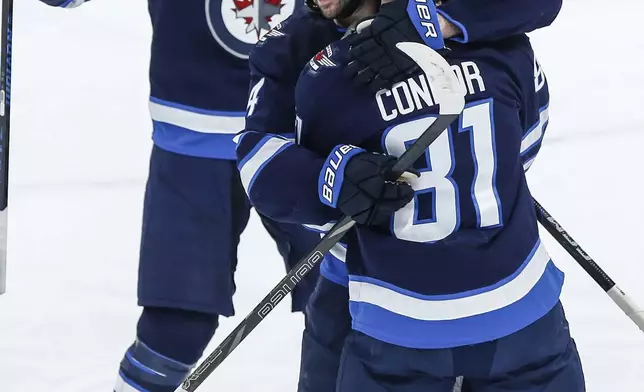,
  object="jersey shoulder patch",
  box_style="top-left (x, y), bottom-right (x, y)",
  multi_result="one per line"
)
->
top-left (304, 41), bottom-right (347, 76)
top-left (308, 45), bottom-right (339, 72)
